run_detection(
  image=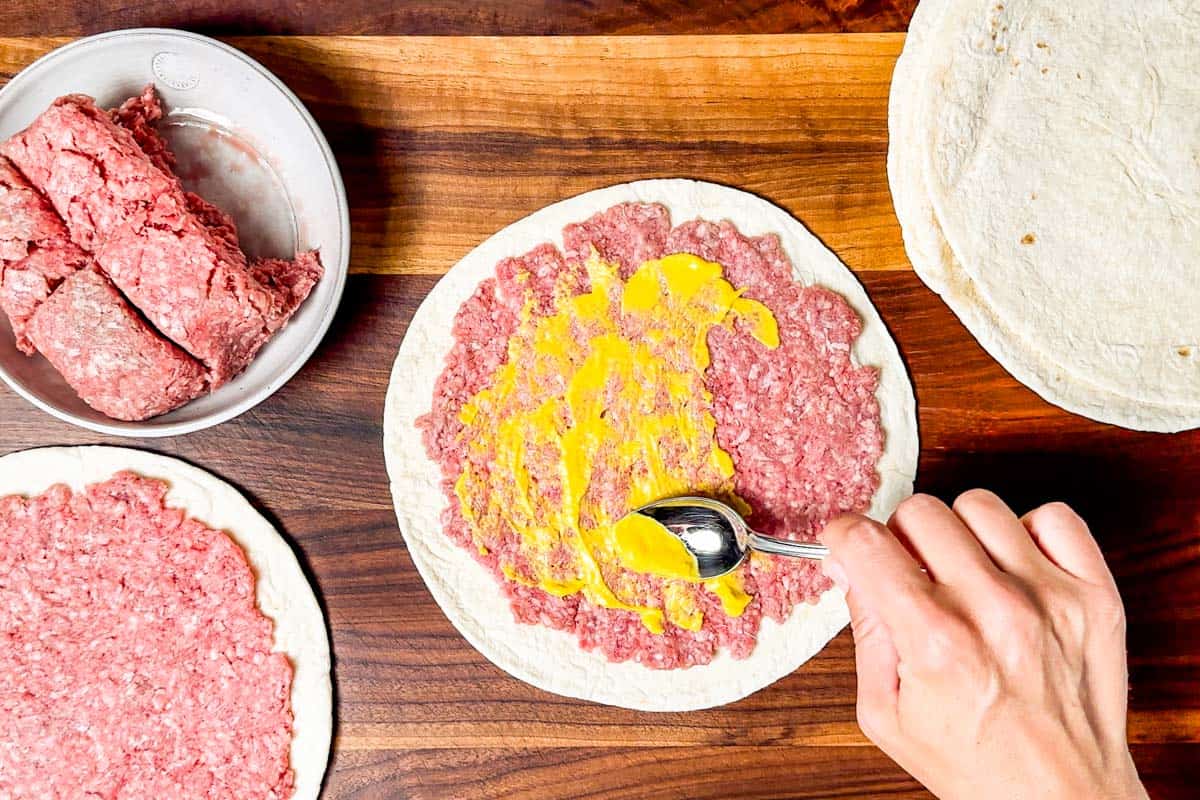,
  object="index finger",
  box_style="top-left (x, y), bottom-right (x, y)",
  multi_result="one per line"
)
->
top-left (820, 513), bottom-right (938, 655)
